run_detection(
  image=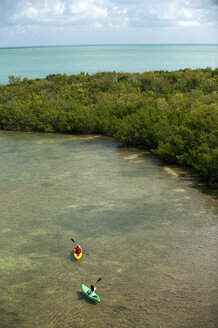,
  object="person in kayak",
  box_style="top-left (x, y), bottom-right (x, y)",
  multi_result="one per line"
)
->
top-left (87, 285), bottom-right (97, 296)
top-left (75, 245), bottom-right (82, 255)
